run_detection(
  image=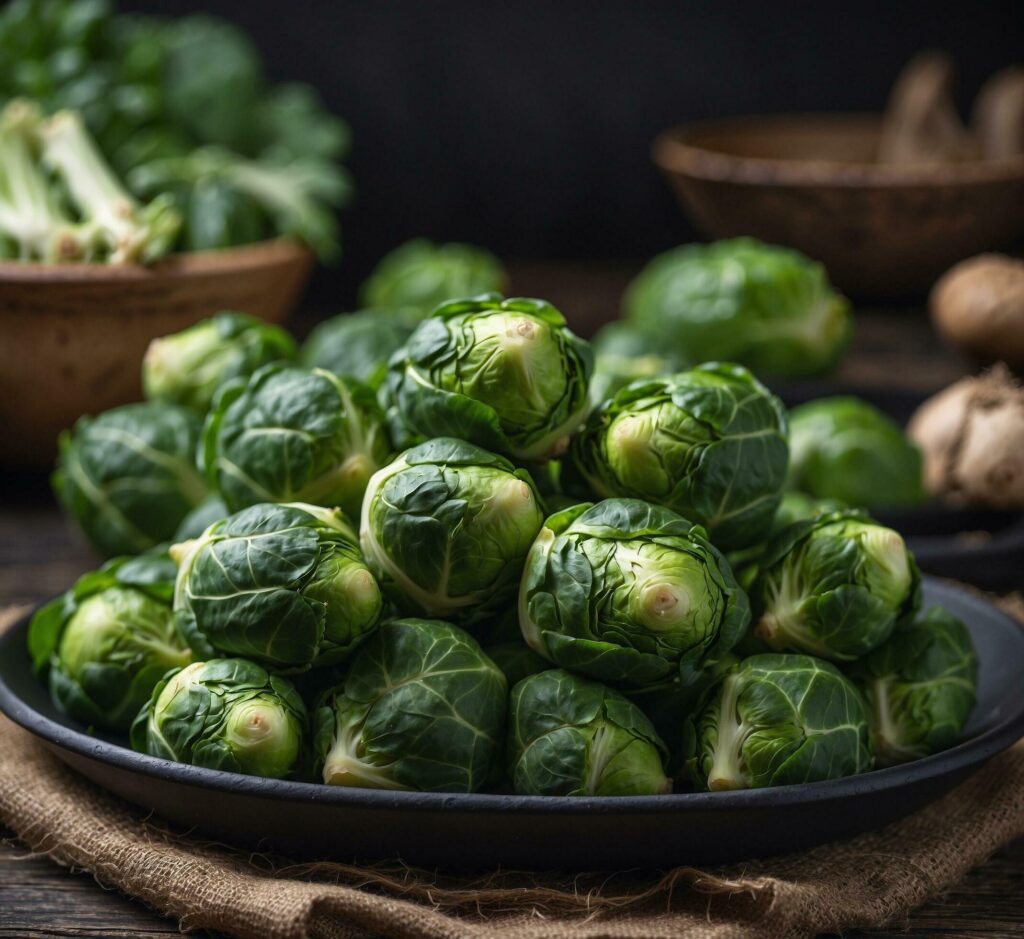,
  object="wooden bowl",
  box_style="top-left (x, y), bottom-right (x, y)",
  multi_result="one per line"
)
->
top-left (652, 115), bottom-right (1024, 298)
top-left (0, 239), bottom-right (313, 468)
